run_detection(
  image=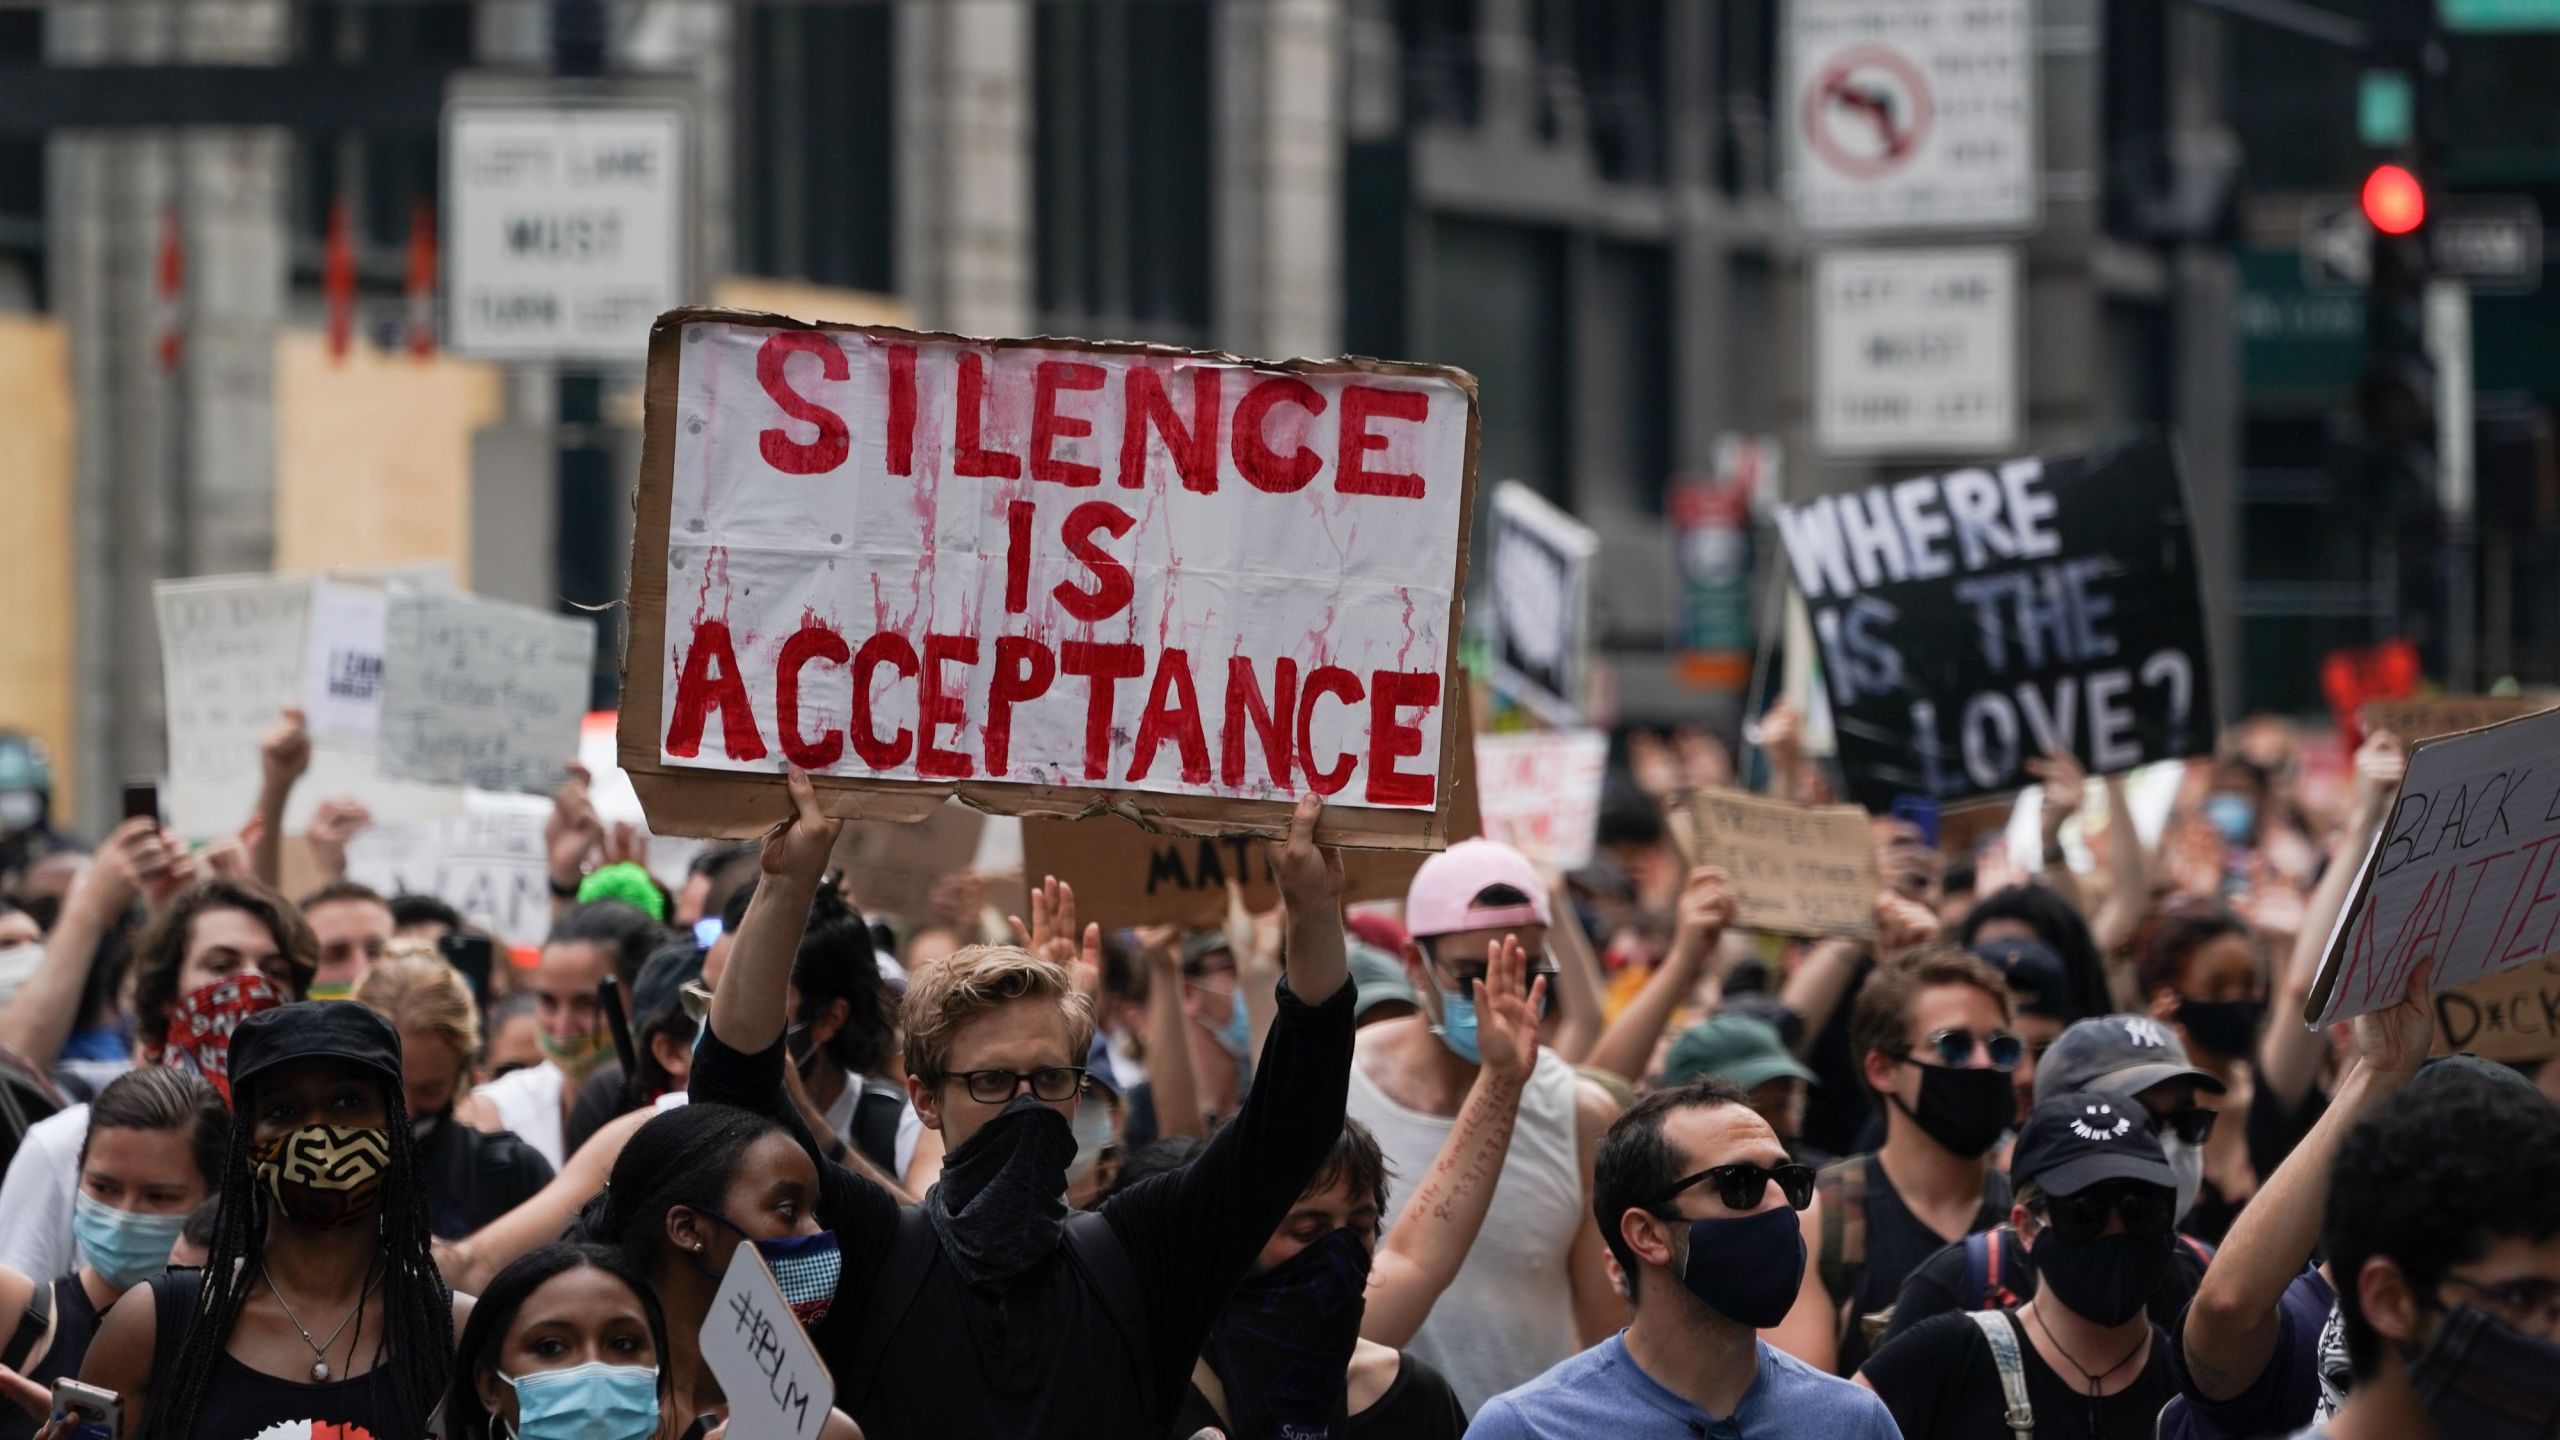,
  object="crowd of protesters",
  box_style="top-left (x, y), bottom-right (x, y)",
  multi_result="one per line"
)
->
top-left (0, 689), bottom-right (2549, 1440)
